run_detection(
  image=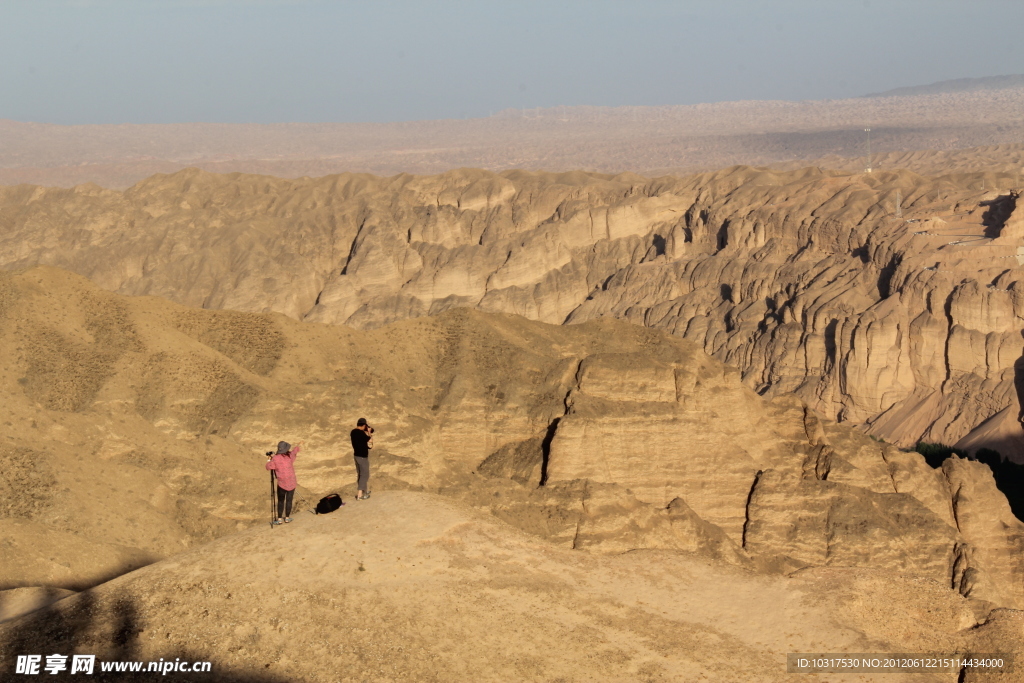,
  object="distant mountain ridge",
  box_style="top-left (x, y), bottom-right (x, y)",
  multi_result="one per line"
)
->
top-left (865, 74), bottom-right (1024, 98)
